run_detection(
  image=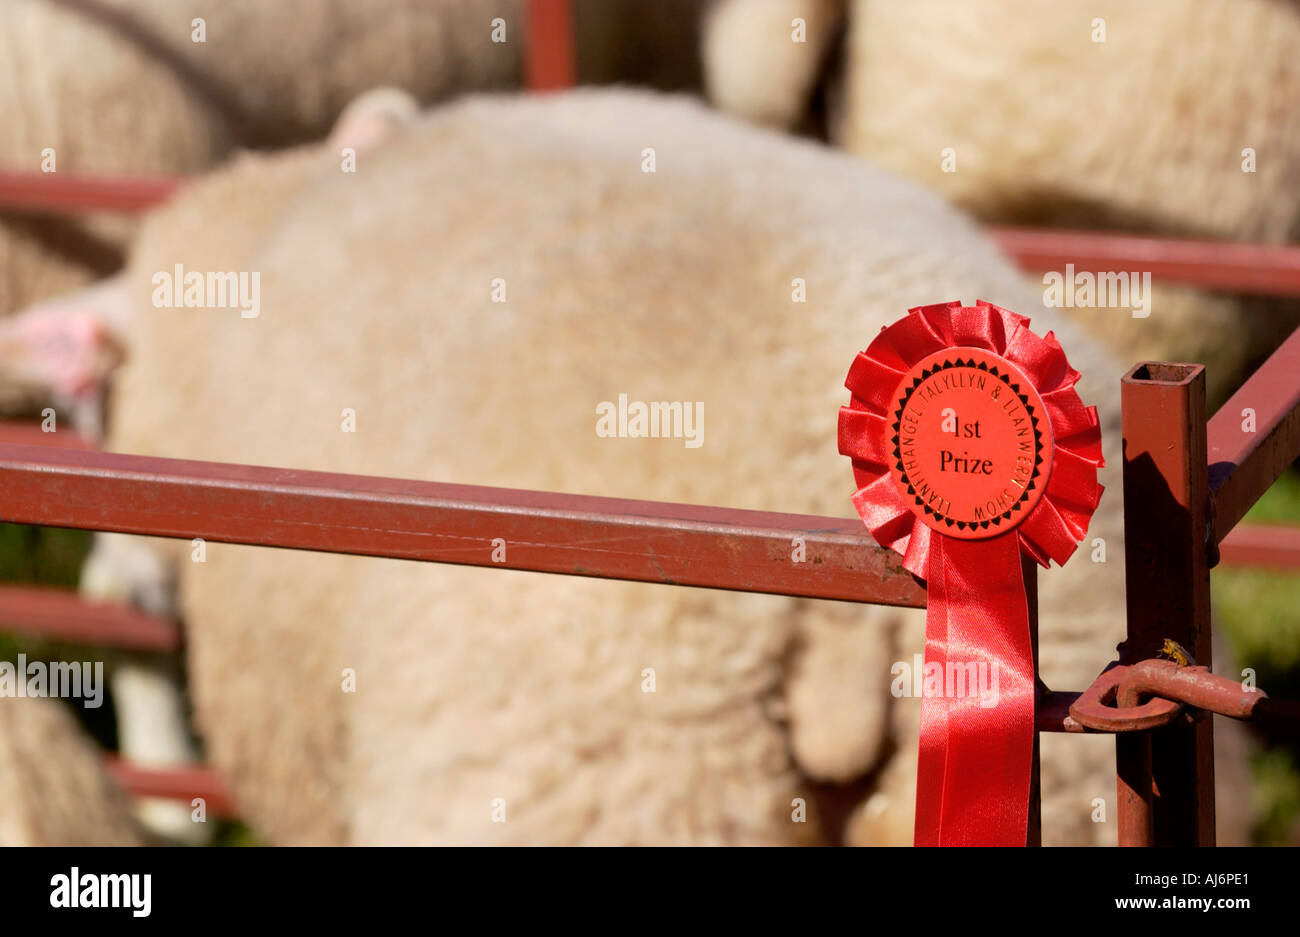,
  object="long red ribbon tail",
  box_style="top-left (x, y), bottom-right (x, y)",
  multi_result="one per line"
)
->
top-left (914, 534), bottom-right (1036, 846)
